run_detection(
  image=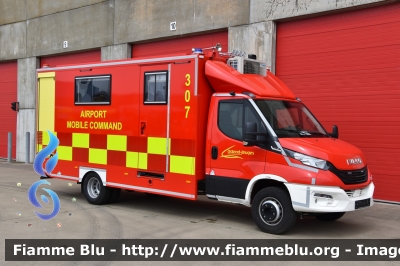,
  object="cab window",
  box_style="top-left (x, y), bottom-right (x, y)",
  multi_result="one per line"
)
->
top-left (218, 101), bottom-right (243, 140)
top-left (218, 100), bottom-right (267, 143)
